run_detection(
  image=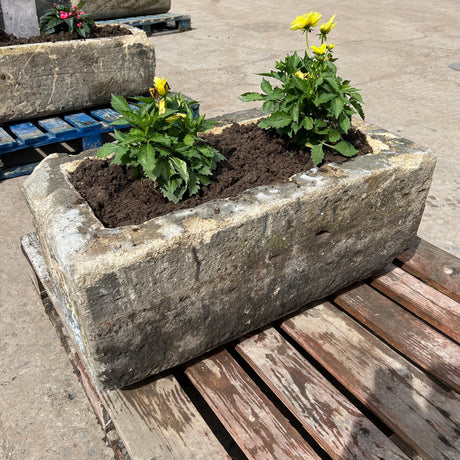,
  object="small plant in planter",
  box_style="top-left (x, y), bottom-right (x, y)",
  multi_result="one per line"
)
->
top-left (39, 1), bottom-right (95, 38)
top-left (241, 11), bottom-right (365, 166)
top-left (96, 78), bottom-right (225, 203)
